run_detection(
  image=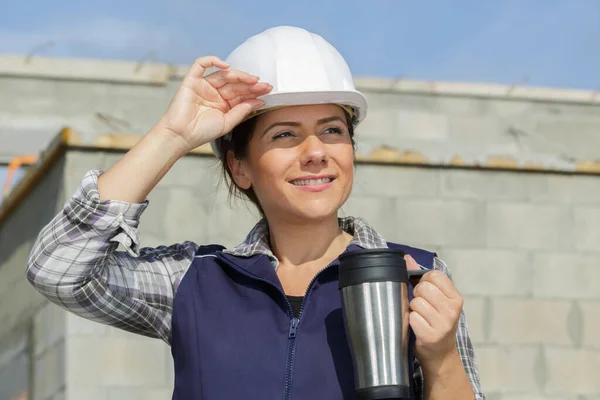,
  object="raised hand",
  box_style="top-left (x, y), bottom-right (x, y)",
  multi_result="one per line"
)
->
top-left (159, 56), bottom-right (272, 152)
